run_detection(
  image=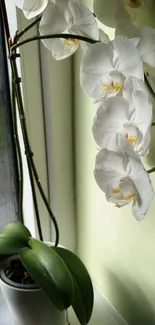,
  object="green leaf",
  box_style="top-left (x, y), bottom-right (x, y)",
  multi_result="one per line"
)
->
top-left (19, 247), bottom-right (64, 311)
top-left (71, 277), bottom-right (87, 325)
top-left (0, 222), bottom-right (31, 245)
top-left (19, 238), bottom-right (74, 311)
top-left (0, 237), bottom-right (26, 255)
top-left (52, 247), bottom-right (94, 325)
